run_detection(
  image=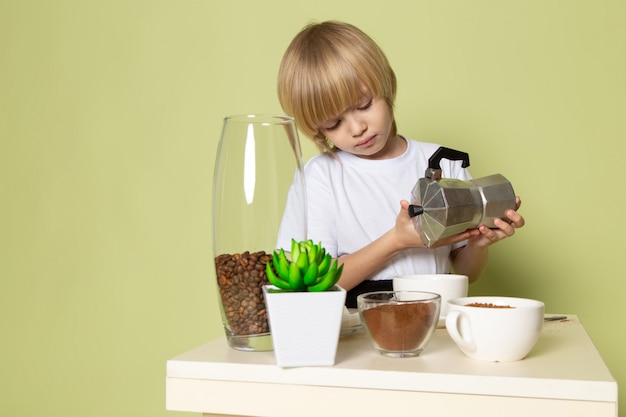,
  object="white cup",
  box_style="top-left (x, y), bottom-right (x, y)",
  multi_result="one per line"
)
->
top-left (446, 296), bottom-right (545, 362)
top-left (393, 274), bottom-right (468, 325)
